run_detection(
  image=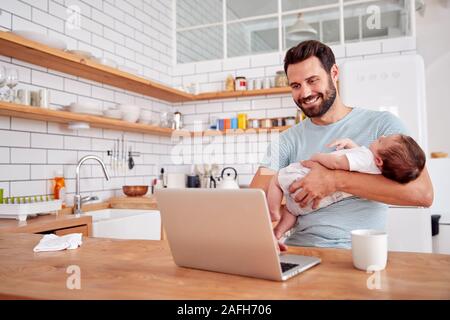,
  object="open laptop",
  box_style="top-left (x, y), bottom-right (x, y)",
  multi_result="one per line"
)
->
top-left (155, 189), bottom-right (321, 281)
